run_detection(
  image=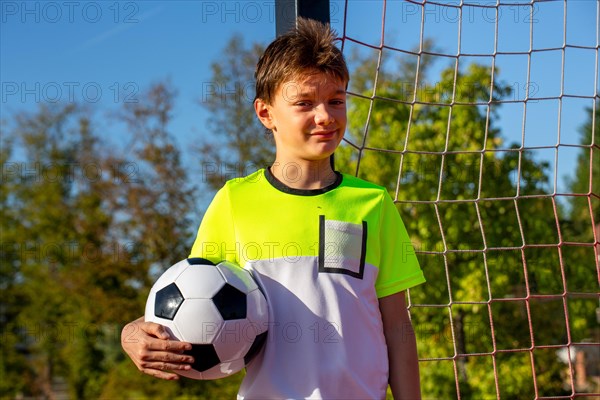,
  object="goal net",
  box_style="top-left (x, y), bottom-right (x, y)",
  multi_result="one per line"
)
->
top-left (335, 0), bottom-right (599, 398)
